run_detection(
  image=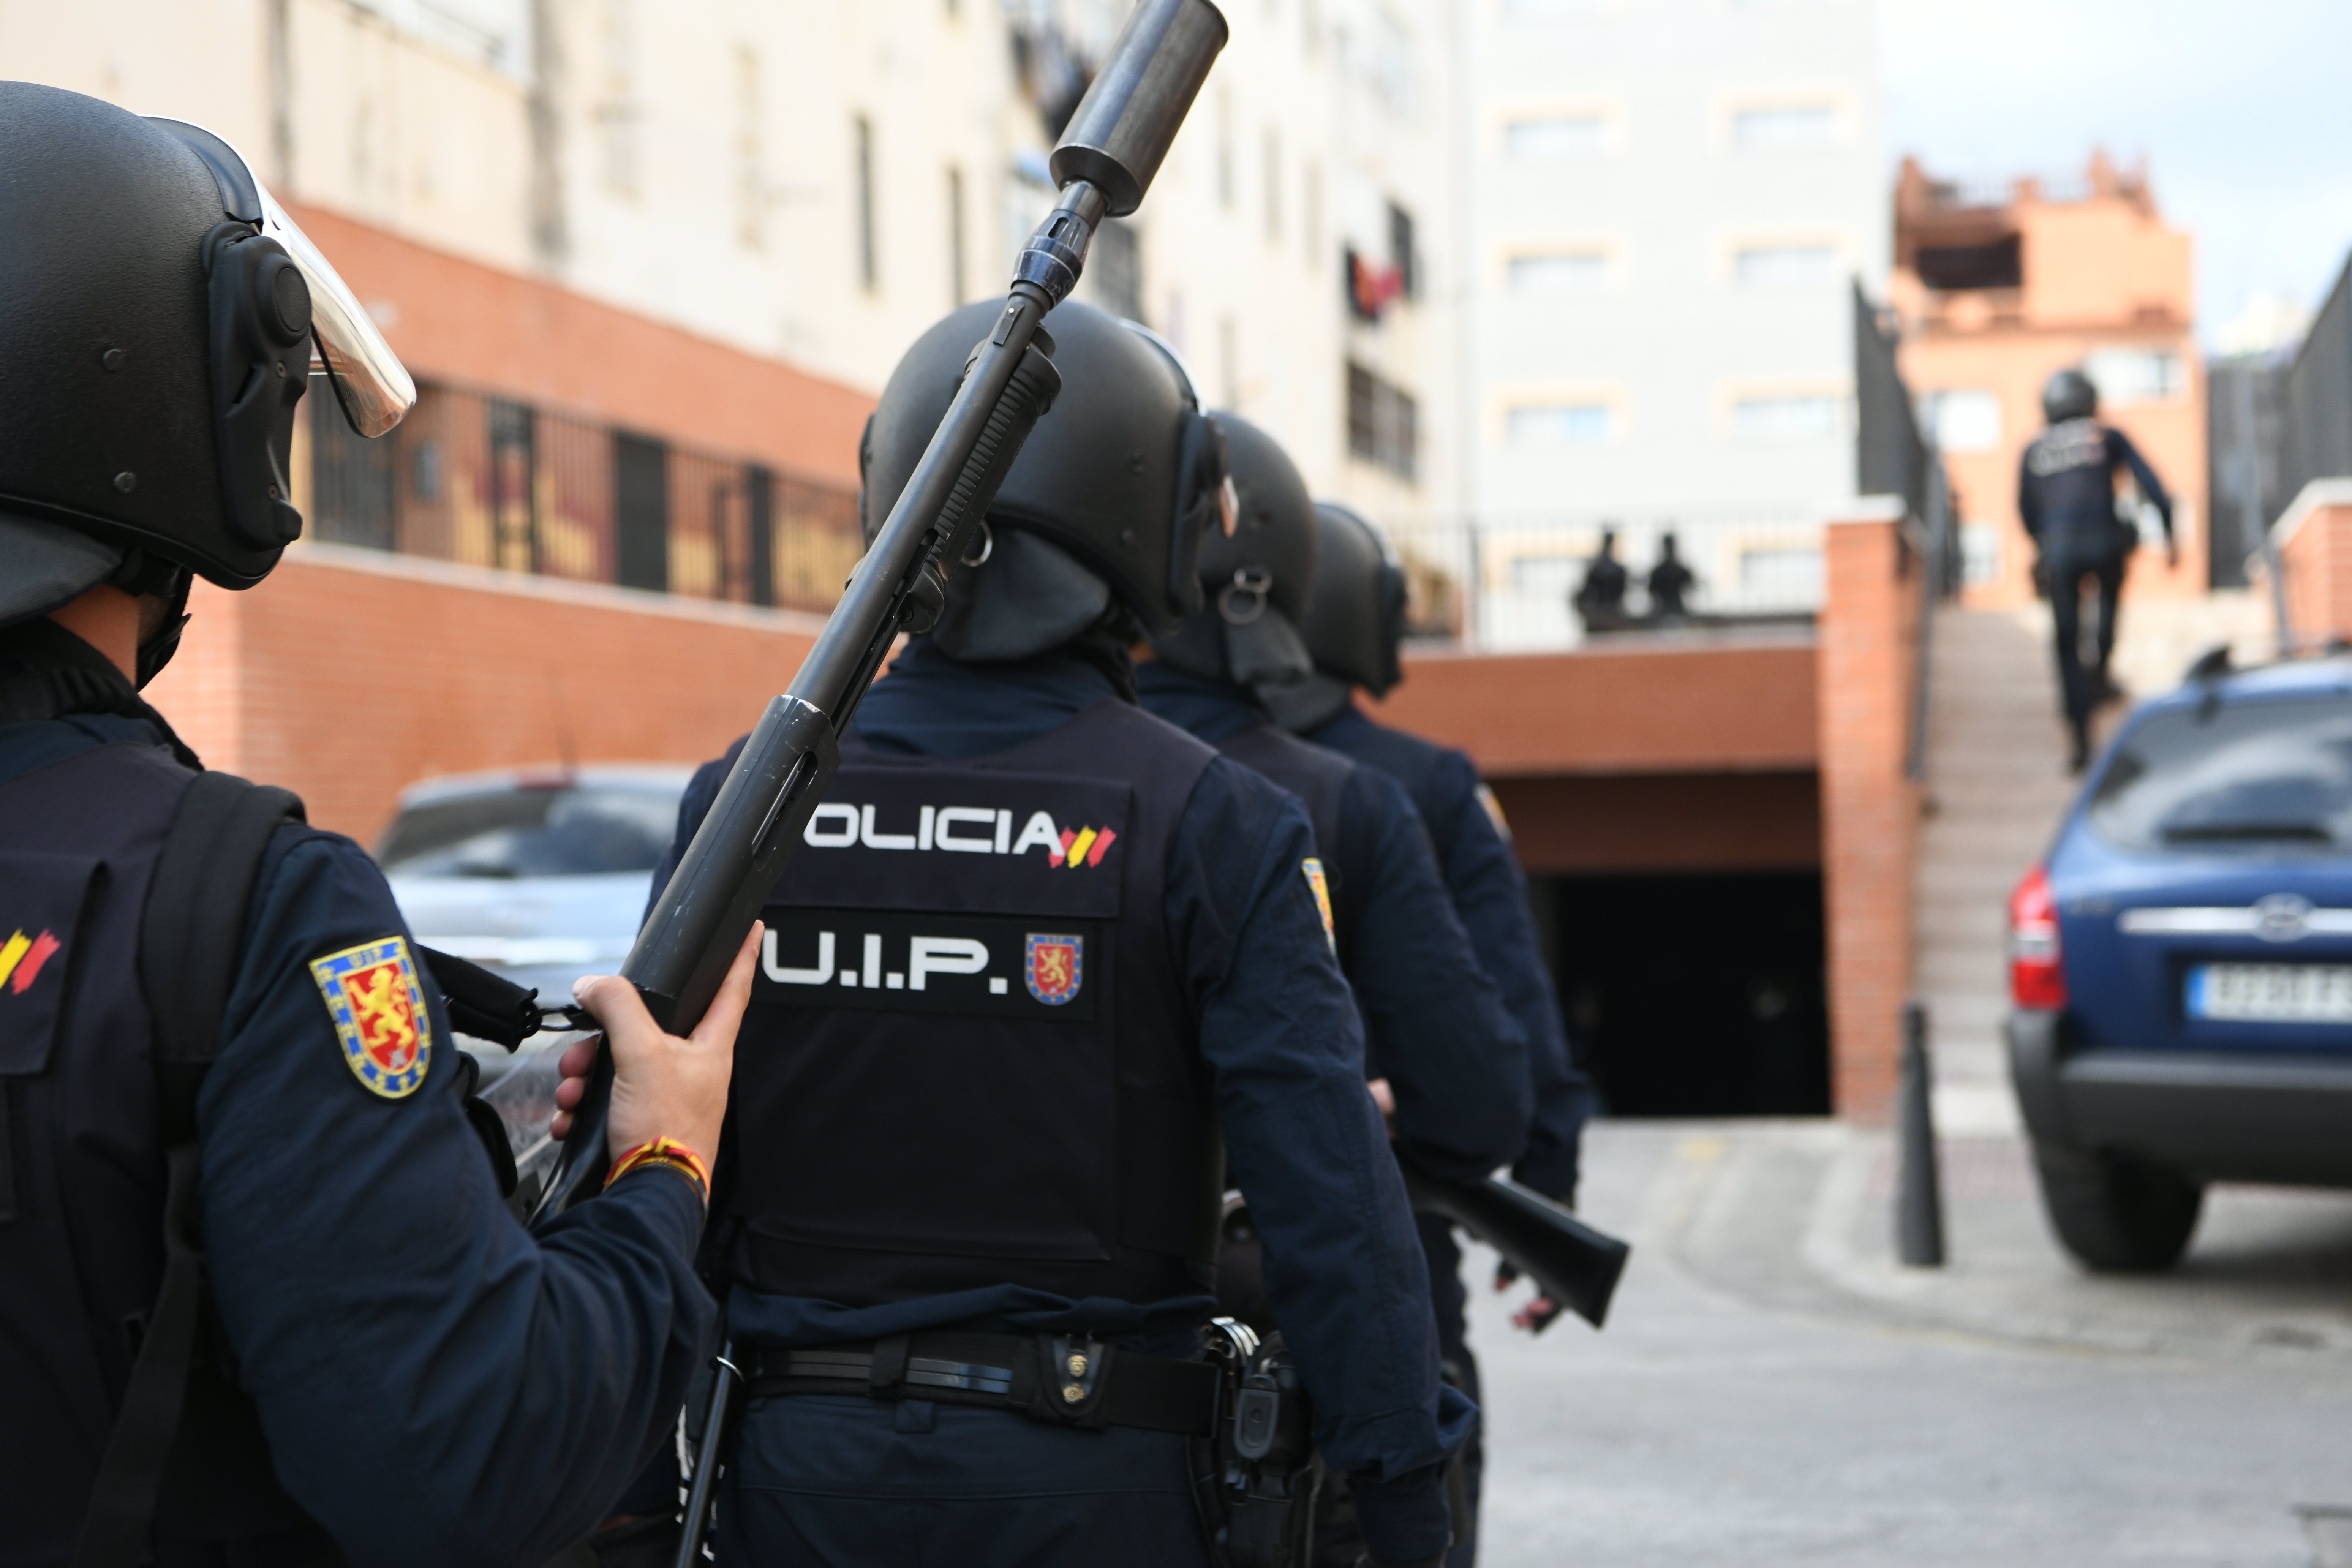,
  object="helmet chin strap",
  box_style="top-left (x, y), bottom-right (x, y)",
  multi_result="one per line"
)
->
top-left (930, 528), bottom-right (1113, 664)
top-left (107, 552), bottom-right (194, 689)
top-left (1150, 601), bottom-right (1314, 689)
top-left (1255, 671), bottom-right (1353, 735)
